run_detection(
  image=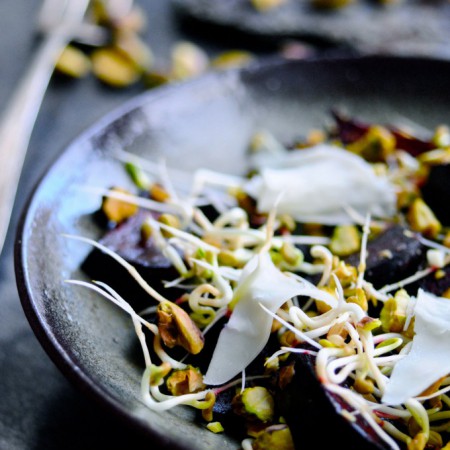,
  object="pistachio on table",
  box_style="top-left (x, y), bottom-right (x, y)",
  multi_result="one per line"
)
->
top-left (55, 45), bottom-right (91, 78)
